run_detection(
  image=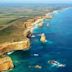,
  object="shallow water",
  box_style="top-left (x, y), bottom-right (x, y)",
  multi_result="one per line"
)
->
top-left (9, 8), bottom-right (72, 72)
